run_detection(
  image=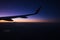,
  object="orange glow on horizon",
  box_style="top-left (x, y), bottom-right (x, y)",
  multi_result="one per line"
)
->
top-left (0, 18), bottom-right (48, 23)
